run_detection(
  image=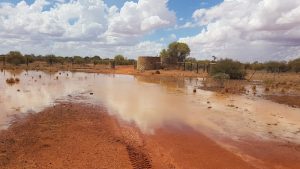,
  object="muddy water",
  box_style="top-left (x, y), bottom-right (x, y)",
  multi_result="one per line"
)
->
top-left (0, 70), bottom-right (300, 145)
